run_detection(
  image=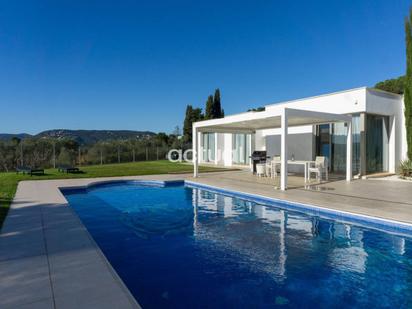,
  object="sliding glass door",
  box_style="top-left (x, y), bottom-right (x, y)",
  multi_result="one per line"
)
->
top-left (351, 116), bottom-right (361, 175)
top-left (331, 122), bottom-right (346, 173)
top-left (232, 134), bottom-right (251, 165)
top-left (202, 133), bottom-right (215, 162)
top-left (366, 115), bottom-right (389, 173)
top-left (316, 124), bottom-right (331, 165)
top-left (315, 115), bottom-right (361, 174)
top-left (315, 114), bottom-right (390, 175)
top-left (331, 116), bottom-right (361, 174)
